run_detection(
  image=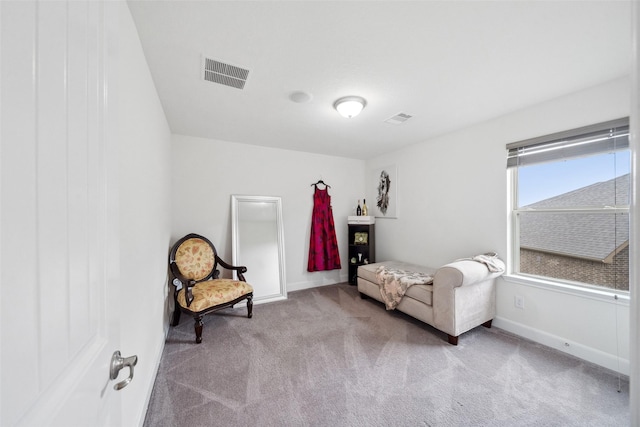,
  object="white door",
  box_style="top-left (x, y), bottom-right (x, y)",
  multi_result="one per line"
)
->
top-left (1, 1), bottom-right (127, 425)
